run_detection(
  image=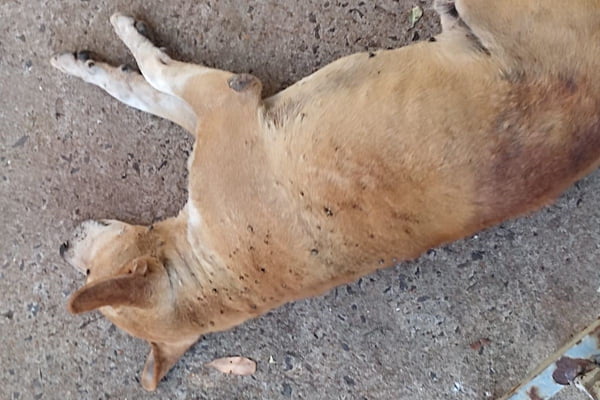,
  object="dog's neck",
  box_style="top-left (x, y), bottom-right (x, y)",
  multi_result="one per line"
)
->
top-left (151, 209), bottom-right (262, 334)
